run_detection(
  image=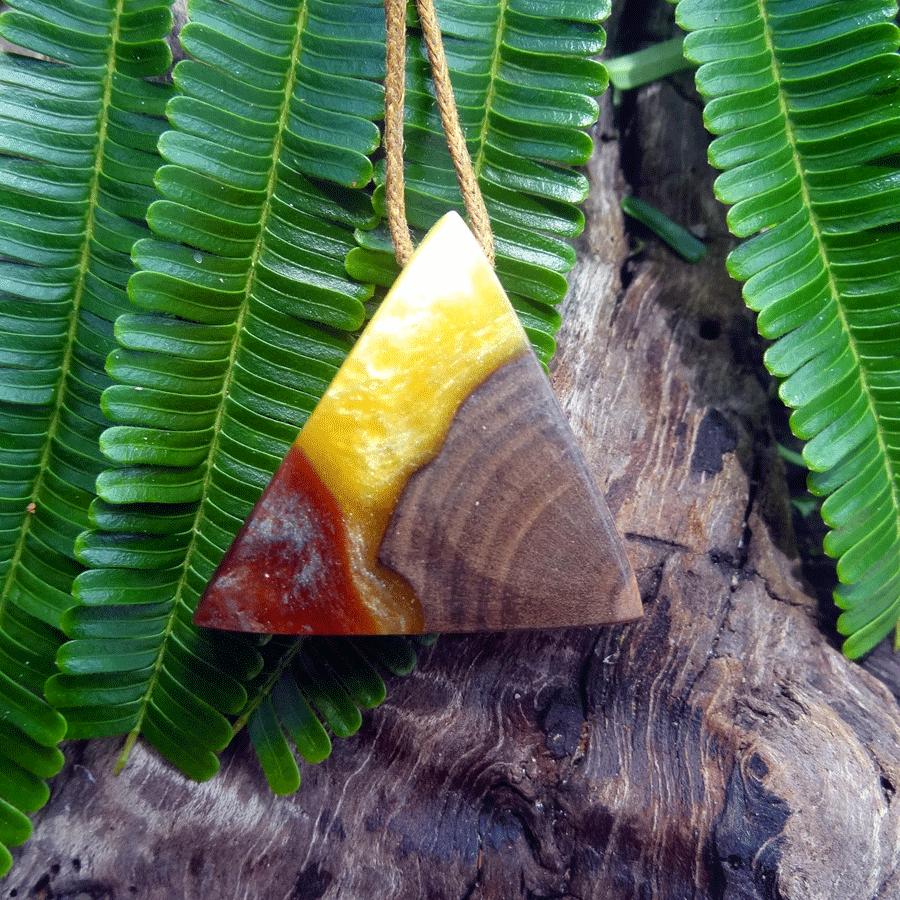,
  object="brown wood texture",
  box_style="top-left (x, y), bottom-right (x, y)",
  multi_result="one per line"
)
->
top-left (381, 350), bottom-right (642, 632)
top-left (8, 16), bottom-right (900, 900)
